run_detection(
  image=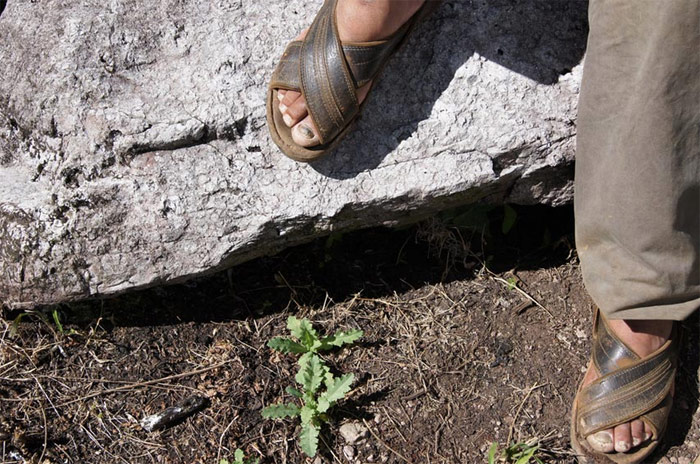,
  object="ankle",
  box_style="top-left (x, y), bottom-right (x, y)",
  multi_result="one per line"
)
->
top-left (336, 0), bottom-right (425, 42)
top-left (606, 318), bottom-right (673, 356)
